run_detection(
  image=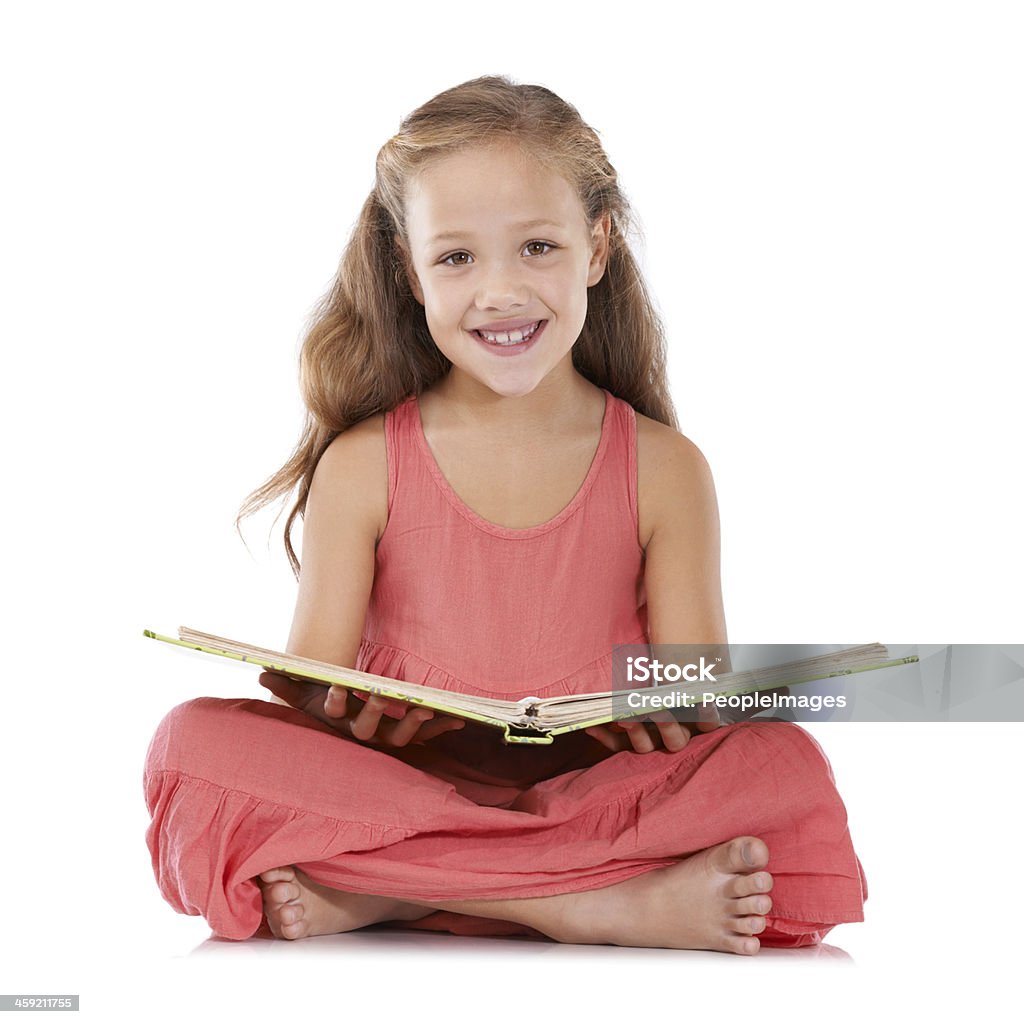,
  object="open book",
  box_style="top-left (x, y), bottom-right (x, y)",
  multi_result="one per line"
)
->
top-left (145, 627), bottom-right (917, 745)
